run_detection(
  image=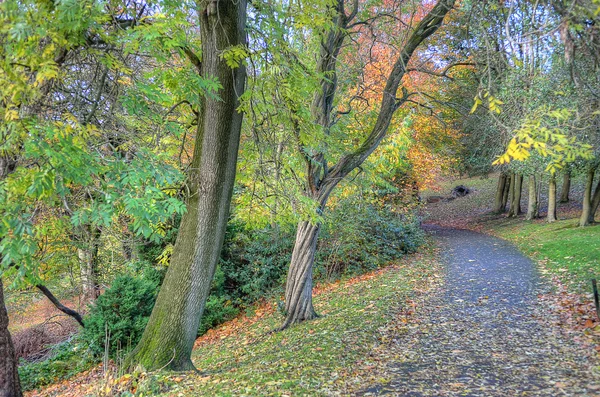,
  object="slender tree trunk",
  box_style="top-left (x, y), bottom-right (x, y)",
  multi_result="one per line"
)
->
top-left (526, 174), bottom-right (539, 220)
top-left (125, 0), bottom-right (247, 372)
top-left (501, 172), bottom-right (511, 211)
top-left (589, 176), bottom-right (600, 224)
top-left (0, 279), bottom-right (22, 397)
top-left (493, 172), bottom-right (507, 213)
top-left (547, 175), bottom-right (557, 223)
top-left (560, 170), bottom-right (571, 203)
top-left (0, 155), bottom-right (22, 397)
top-left (508, 173), bottom-right (522, 217)
top-left (78, 226), bottom-right (101, 301)
top-left (580, 168), bottom-right (594, 226)
top-left (506, 172), bottom-right (515, 215)
top-left (281, 221), bottom-right (321, 329)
